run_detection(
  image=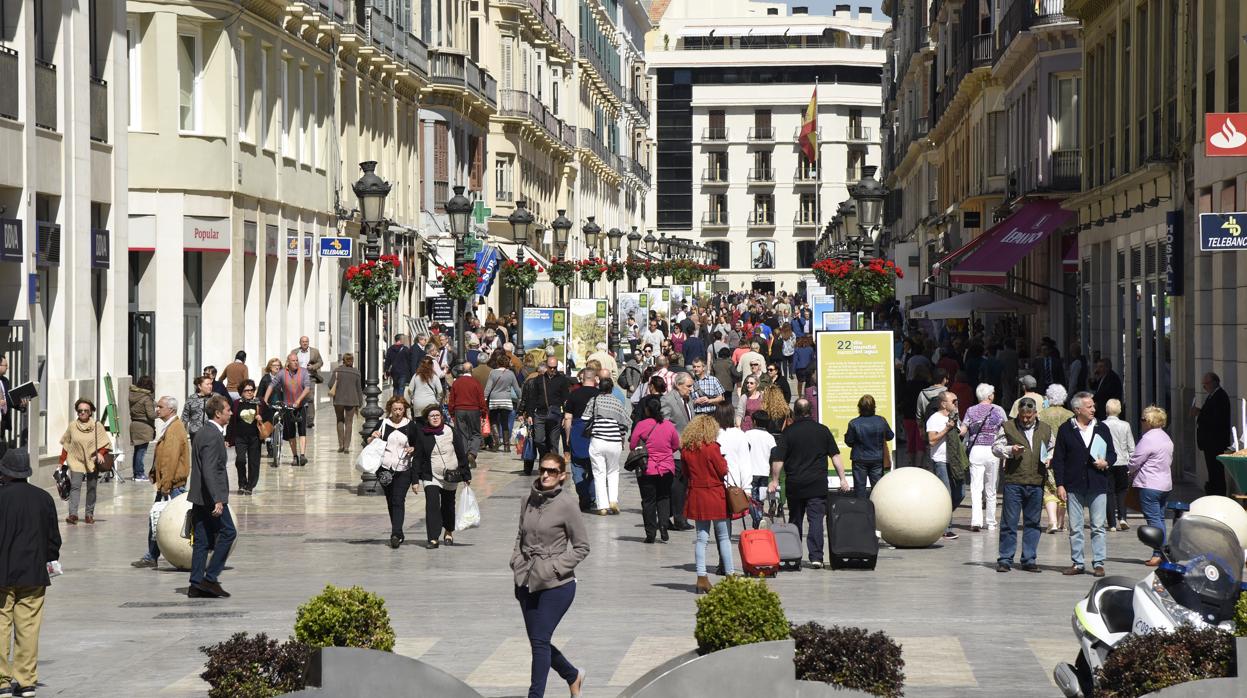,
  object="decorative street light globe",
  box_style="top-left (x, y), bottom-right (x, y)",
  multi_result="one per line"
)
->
top-left (507, 200), bottom-right (535, 244)
top-left (627, 226), bottom-right (642, 256)
top-left (551, 209), bottom-right (572, 258)
top-left (851, 165), bottom-right (886, 238)
top-left (582, 216), bottom-right (602, 259)
top-left (643, 229), bottom-right (658, 253)
top-left (607, 226), bottom-right (623, 258)
top-left (445, 185), bottom-right (473, 238)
